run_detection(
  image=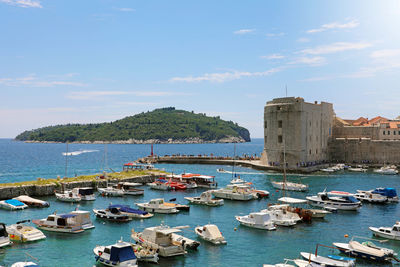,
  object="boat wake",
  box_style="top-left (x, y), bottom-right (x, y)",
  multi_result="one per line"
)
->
top-left (218, 170), bottom-right (265, 175)
top-left (62, 149), bottom-right (99, 156)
